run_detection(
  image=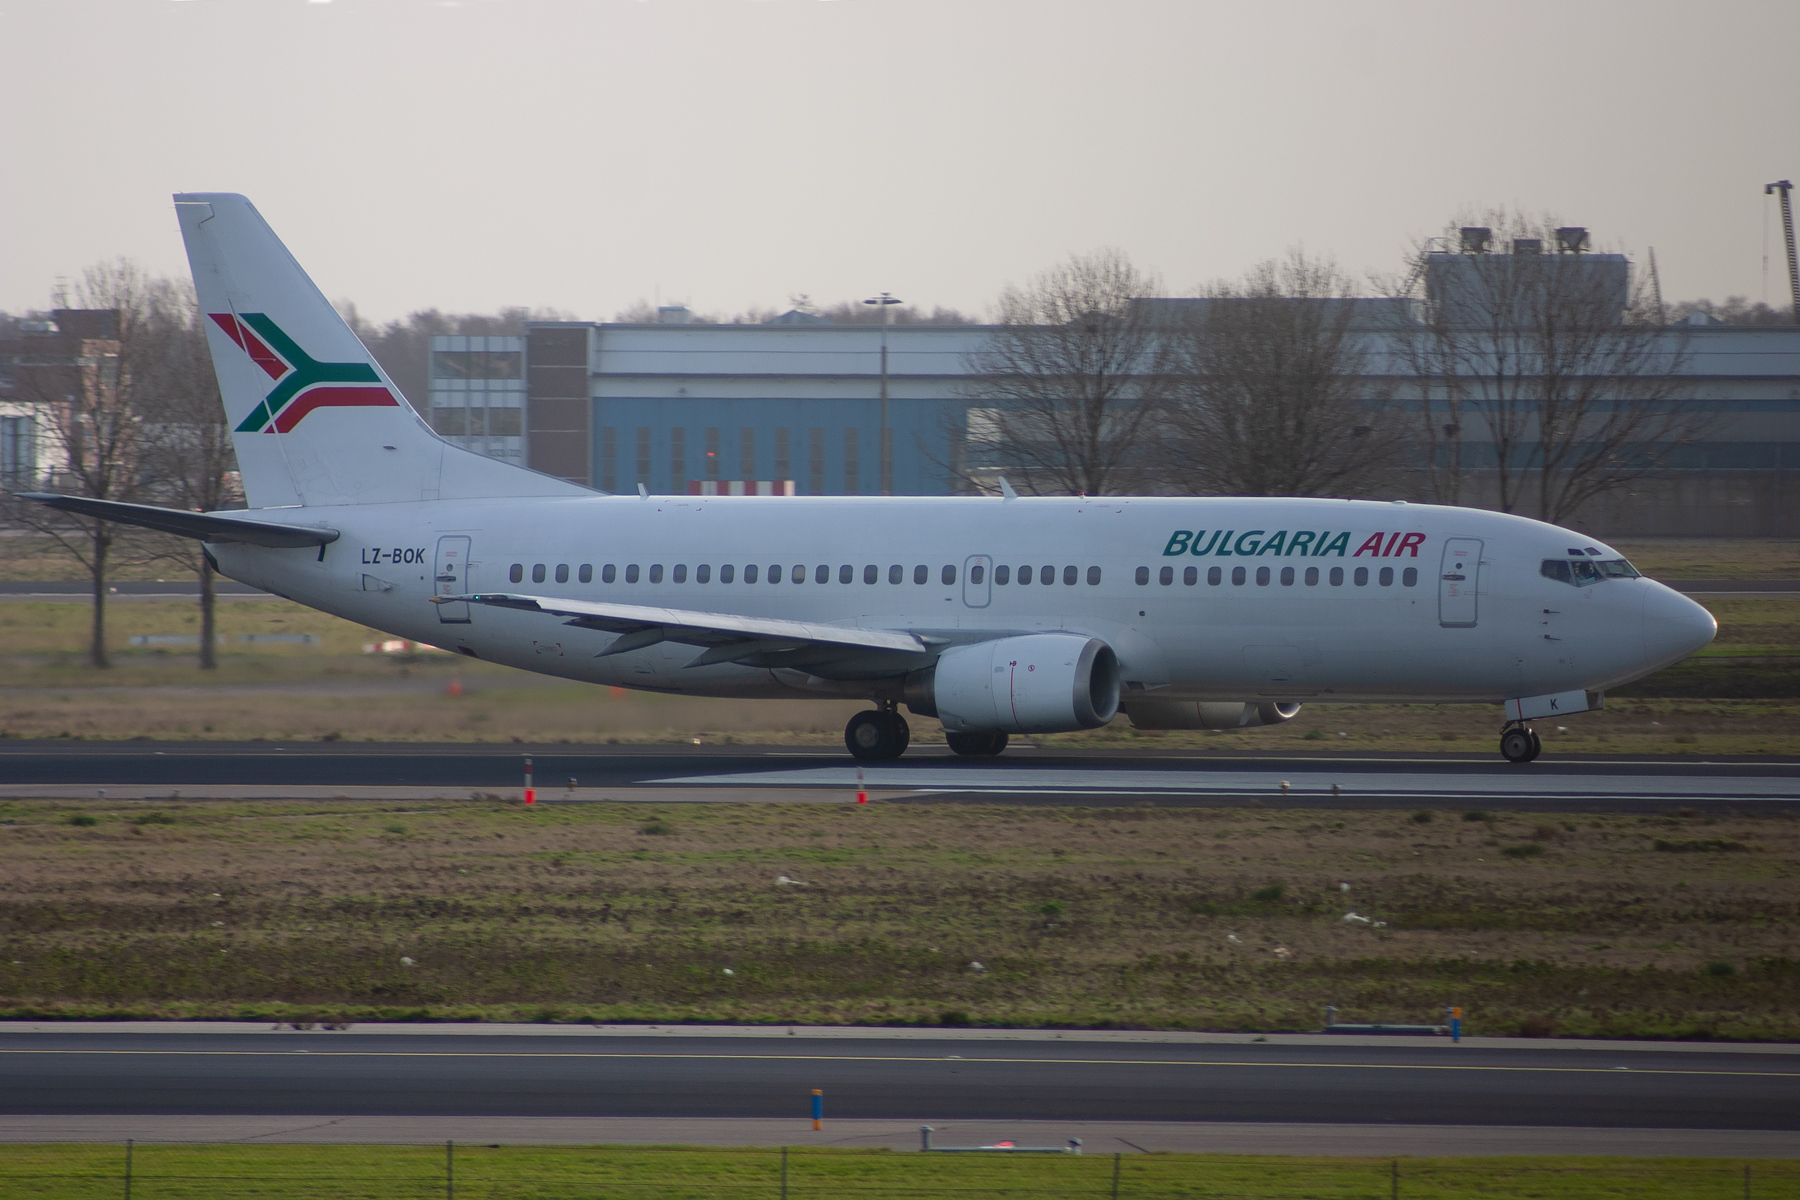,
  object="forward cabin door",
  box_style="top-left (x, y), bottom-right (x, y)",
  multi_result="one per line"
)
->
top-left (962, 555), bottom-right (992, 608)
top-left (1438, 538), bottom-right (1482, 628)
top-left (434, 535), bottom-right (472, 624)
